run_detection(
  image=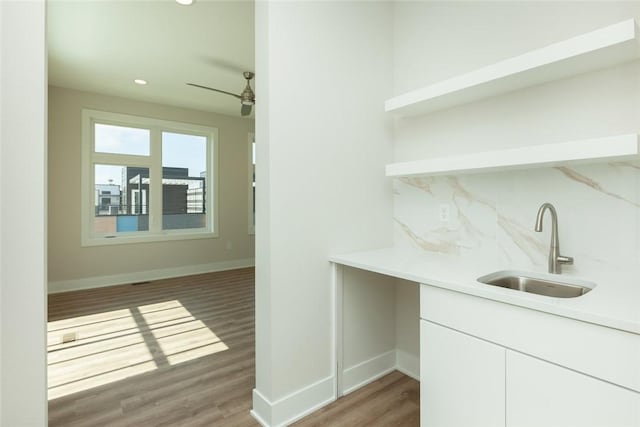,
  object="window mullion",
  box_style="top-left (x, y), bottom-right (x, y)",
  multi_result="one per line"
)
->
top-left (248, 133), bottom-right (255, 235)
top-left (210, 130), bottom-right (219, 234)
top-left (93, 153), bottom-right (152, 167)
top-left (149, 127), bottom-right (163, 233)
